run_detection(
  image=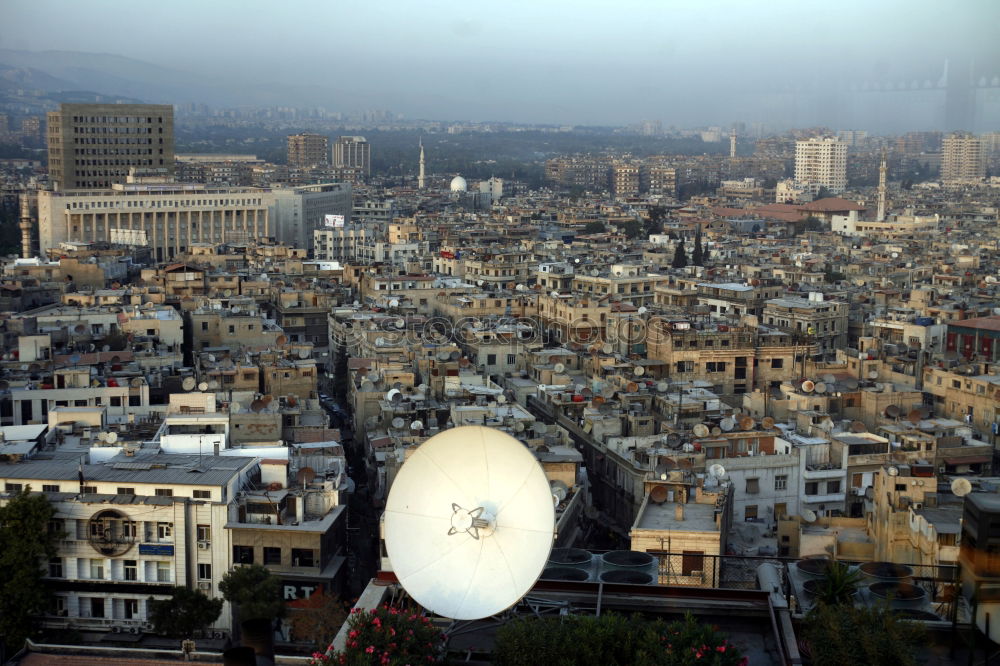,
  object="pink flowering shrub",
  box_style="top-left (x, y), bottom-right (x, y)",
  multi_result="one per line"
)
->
top-left (493, 612), bottom-right (746, 666)
top-left (309, 605), bottom-right (443, 666)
